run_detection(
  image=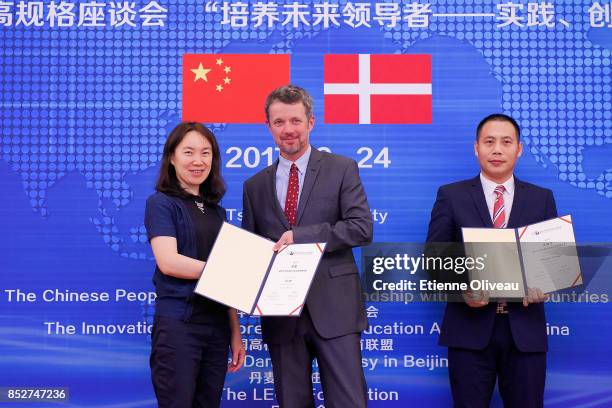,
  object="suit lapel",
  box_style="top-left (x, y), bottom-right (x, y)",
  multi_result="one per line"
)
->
top-left (507, 177), bottom-right (525, 228)
top-left (266, 160), bottom-right (290, 229)
top-left (469, 176), bottom-right (494, 228)
top-left (295, 148), bottom-right (322, 225)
